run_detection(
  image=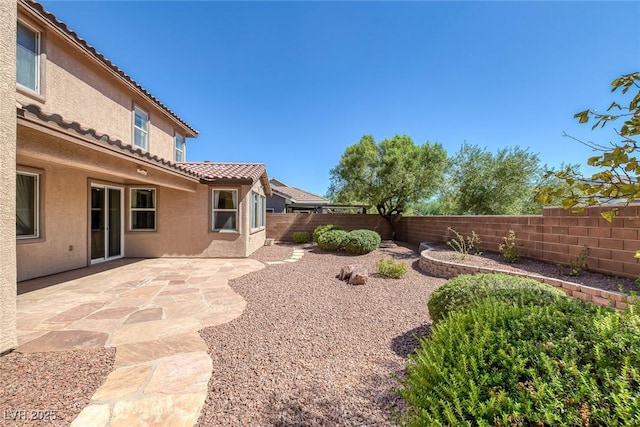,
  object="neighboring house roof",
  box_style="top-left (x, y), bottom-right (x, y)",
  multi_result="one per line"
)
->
top-left (181, 162), bottom-right (272, 195)
top-left (18, 103), bottom-right (271, 194)
top-left (19, 0), bottom-right (198, 138)
top-left (269, 178), bottom-right (329, 204)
